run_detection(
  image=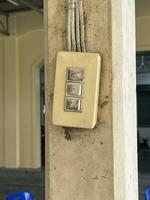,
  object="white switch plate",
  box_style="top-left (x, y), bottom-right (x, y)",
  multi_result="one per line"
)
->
top-left (52, 51), bottom-right (101, 129)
